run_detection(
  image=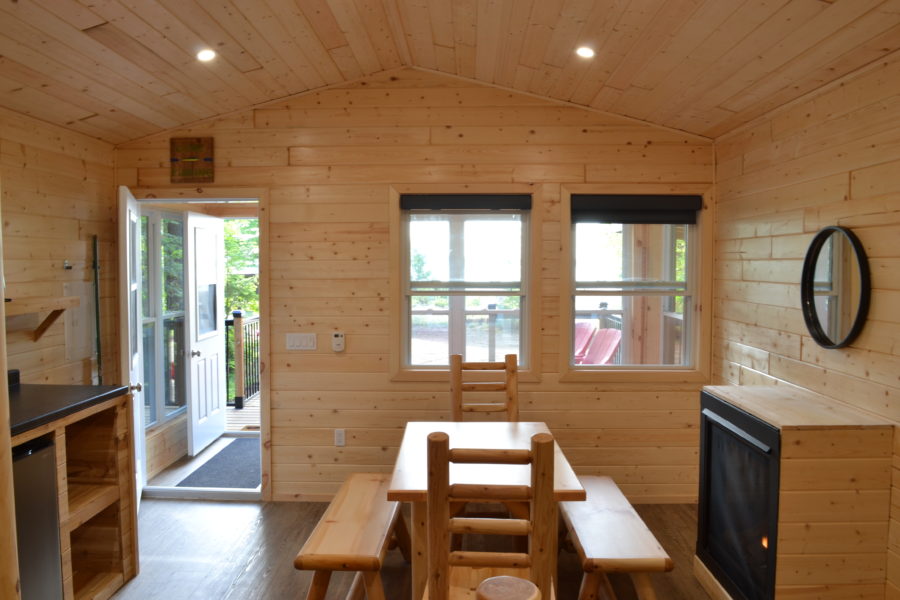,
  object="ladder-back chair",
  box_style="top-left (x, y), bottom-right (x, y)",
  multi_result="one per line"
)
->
top-left (449, 354), bottom-right (519, 421)
top-left (425, 431), bottom-right (556, 600)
